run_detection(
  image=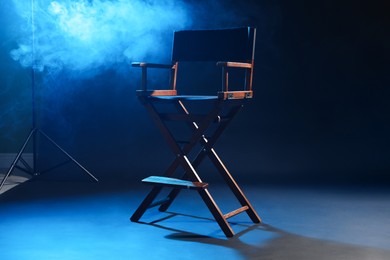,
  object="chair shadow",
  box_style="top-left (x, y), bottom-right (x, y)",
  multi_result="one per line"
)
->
top-left (137, 211), bottom-right (390, 260)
